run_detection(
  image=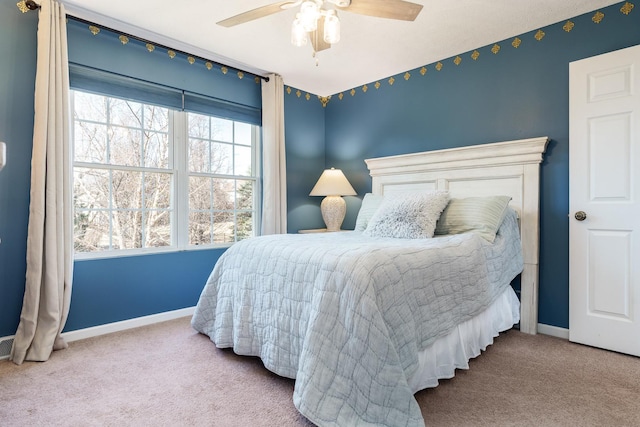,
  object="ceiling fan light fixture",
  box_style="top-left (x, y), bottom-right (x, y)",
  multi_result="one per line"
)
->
top-left (300, 0), bottom-right (320, 32)
top-left (291, 14), bottom-right (308, 46)
top-left (323, 10), bottom-right (340, 44)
